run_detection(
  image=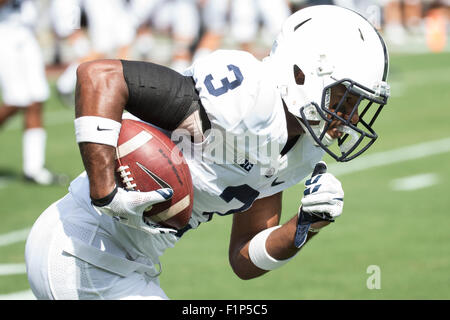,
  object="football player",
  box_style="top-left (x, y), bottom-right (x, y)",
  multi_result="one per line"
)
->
top-left (25, 5), bottom-right (390, 299)
top-left (0, 0), bottom-right (65, 185)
